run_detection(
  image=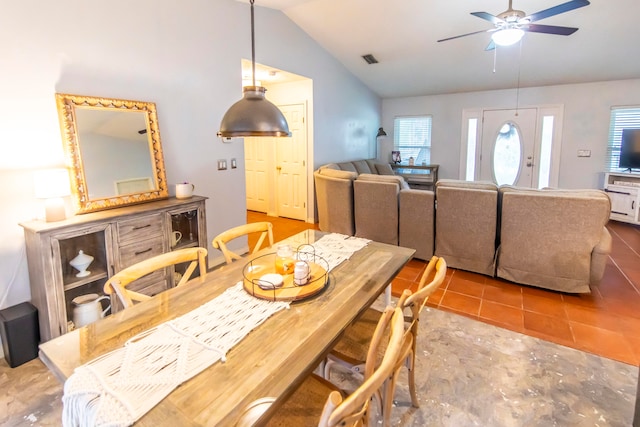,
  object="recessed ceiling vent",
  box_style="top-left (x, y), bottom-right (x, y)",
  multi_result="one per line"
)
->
top-left (362, 54), bottom-right (379, 64)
